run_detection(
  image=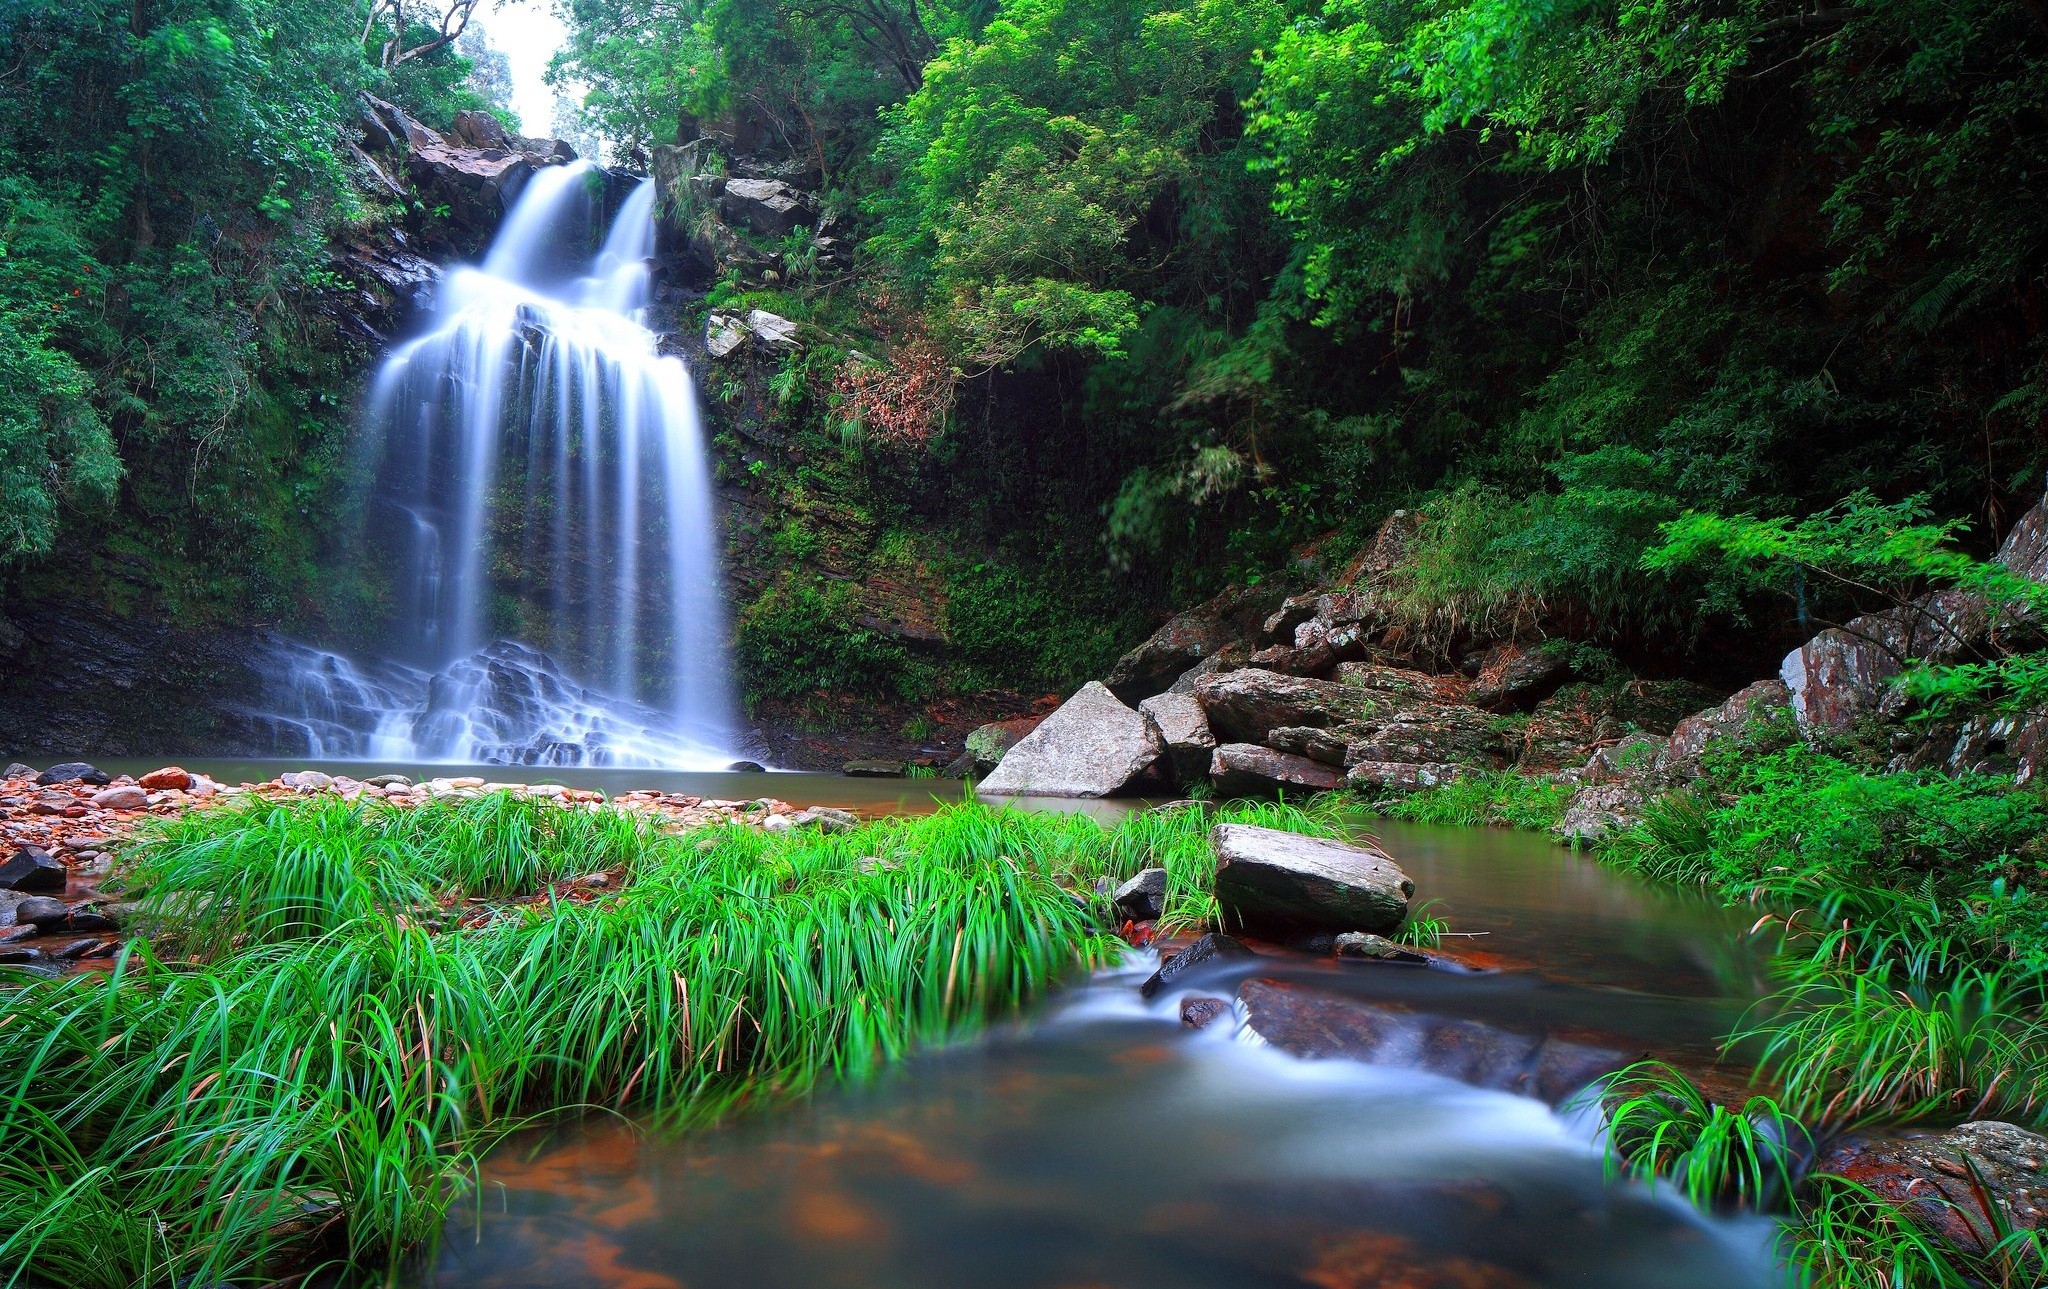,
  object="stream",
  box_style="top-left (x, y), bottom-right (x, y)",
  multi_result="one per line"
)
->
top-left (232, 774), bottom-right (1785, 1289)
